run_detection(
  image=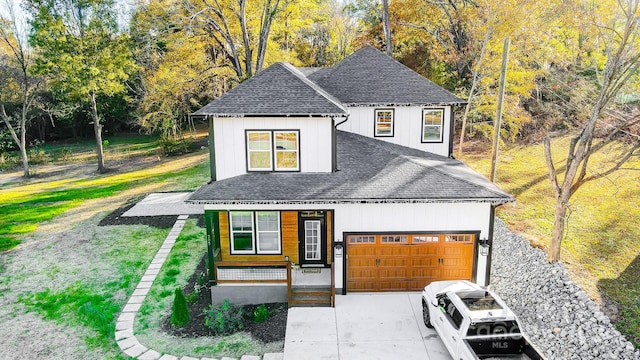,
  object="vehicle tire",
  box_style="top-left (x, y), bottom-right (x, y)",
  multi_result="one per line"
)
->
top-left (422, 300), bottom-right (433, 328)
